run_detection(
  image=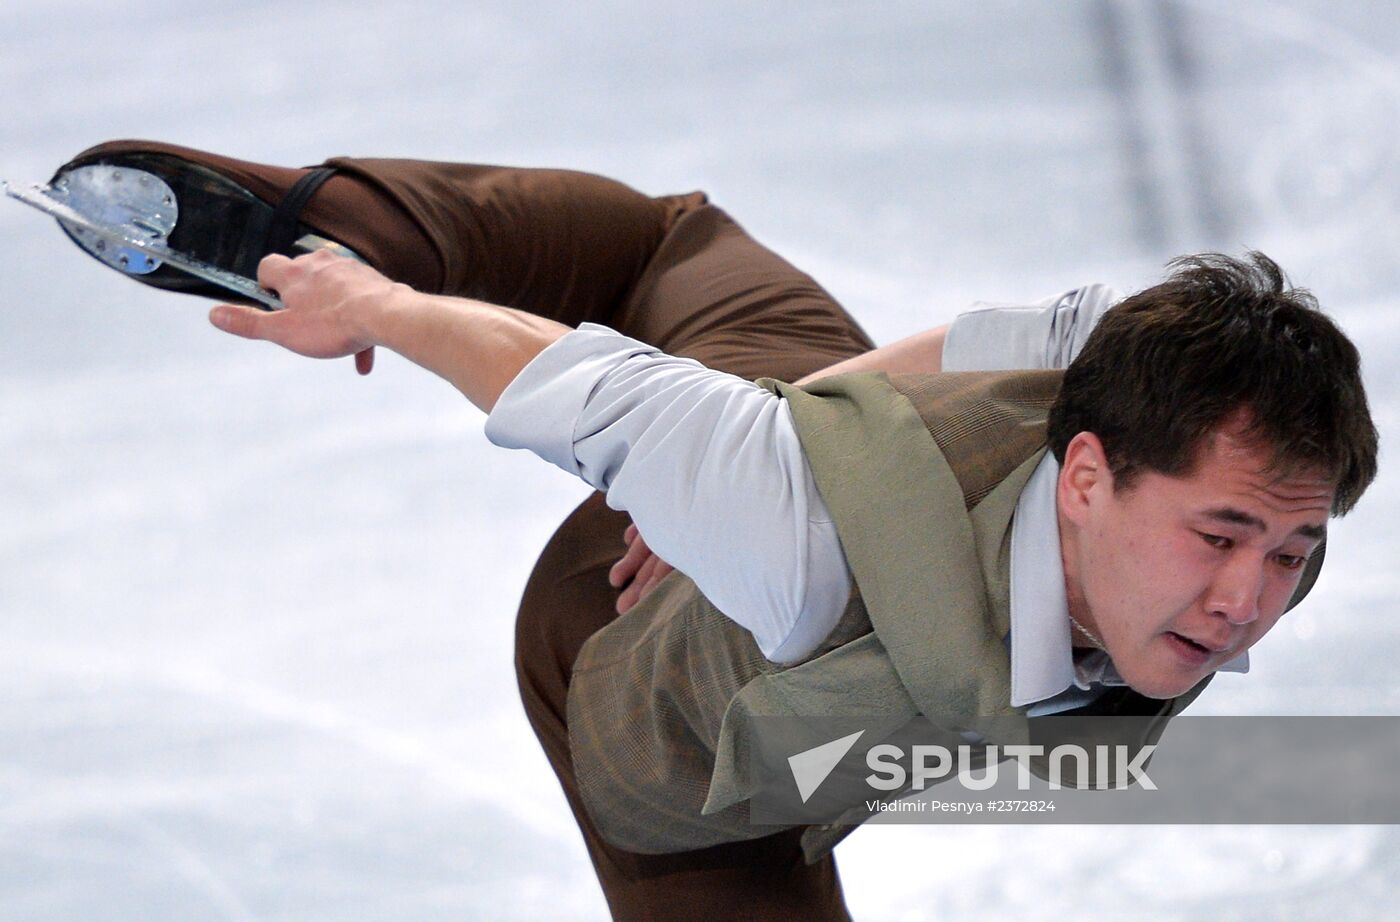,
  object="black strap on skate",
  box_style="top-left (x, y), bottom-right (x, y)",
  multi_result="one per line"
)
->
top-left (267, 165), bottom-right (339, 256)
